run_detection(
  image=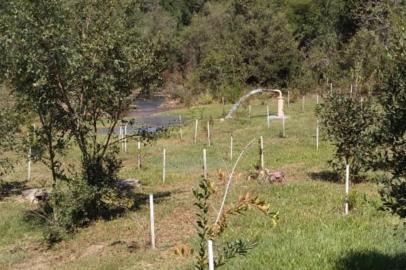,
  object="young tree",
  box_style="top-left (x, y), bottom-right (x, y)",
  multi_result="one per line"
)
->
top-left (378, 16), bottom-right (406, 221)
top-left (0, 0), bottom-right (163, 233)
top-left (317, 92), bottom-right (378, 181)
